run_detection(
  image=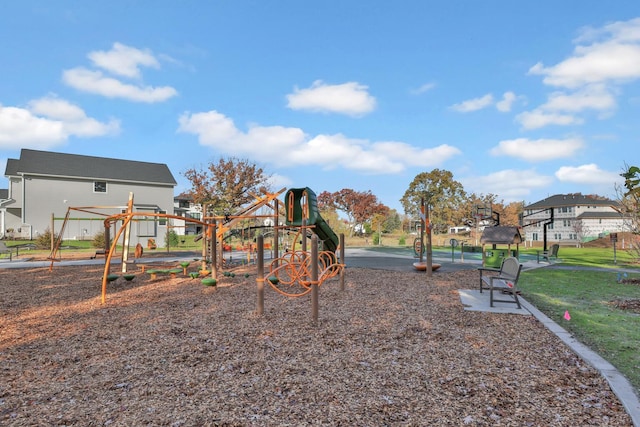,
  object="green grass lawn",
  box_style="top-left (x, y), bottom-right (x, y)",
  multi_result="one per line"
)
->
top-left (519, 267), bottom-right (640, 393)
